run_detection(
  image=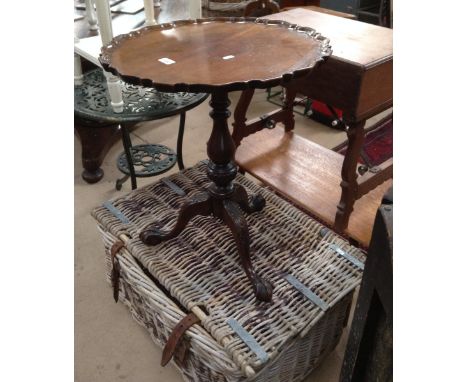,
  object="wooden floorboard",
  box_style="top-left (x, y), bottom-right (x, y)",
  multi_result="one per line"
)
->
top-left (236, 127), bottom-right (392, 247)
